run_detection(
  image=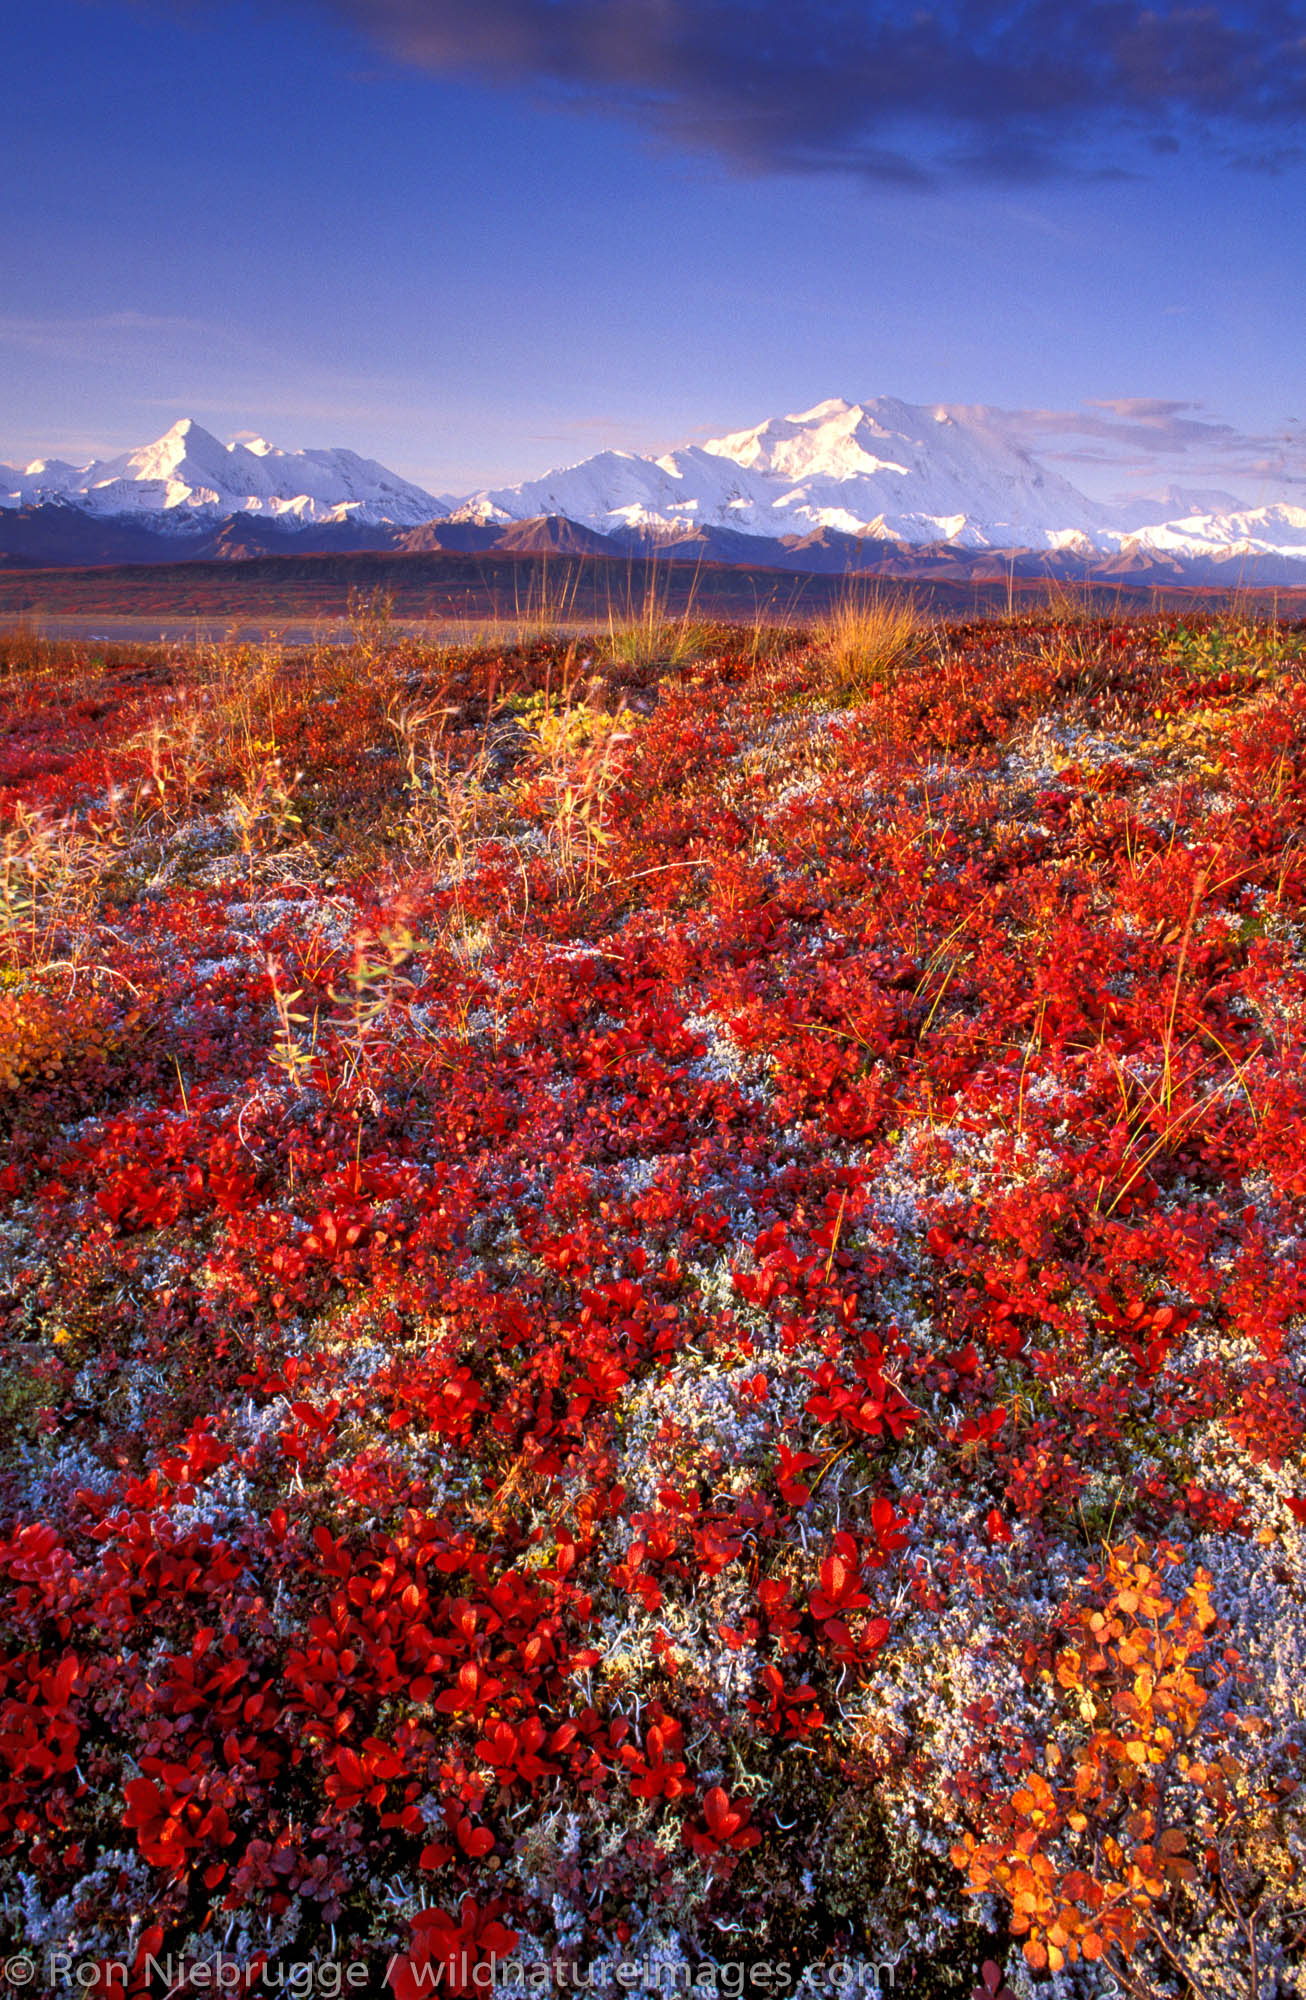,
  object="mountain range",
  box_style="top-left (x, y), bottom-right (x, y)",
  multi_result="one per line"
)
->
top-left (4, 401), bottom-right (1306, 584)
